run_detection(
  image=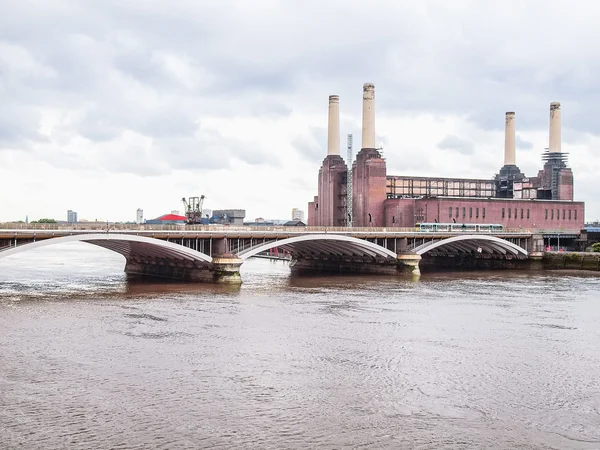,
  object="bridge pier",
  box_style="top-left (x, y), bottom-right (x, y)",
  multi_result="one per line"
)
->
top-left (124, 256), bottom-right (243, 284)
top-left (396, 252), bottom-right (422, 276)
top-left (124, 259), bottom-right (213, 282)
top-left (211, 256), bottom-right (243, 284)
top-left (289, 257), bottom-right (401, 275)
